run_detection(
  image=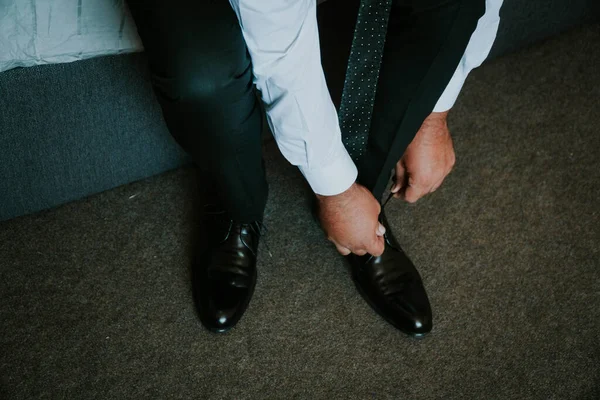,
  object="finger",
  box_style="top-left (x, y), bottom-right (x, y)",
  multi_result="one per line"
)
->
top-left (405, 186), bottom-right (426, 203)
top-left (376, 222), bottom-right (386, 237)
top-left (354, 249), bottom-right (367, 256)
top-left (403, 178), bottom-right (428, 203)
top-left (430, 165), bottom-right (454, 193)
top-left (396, 184), bottom-right (408, 199)
top-left (430, 175), bottom-right (445, 193)
top-left (392, 162), bottom-right (407, 195)
top-left (334, 243), bottom-right (352, 256)
top-left (367, 235), bottom-right (385, 257)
